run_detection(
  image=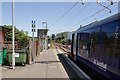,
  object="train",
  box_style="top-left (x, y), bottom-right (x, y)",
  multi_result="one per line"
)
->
top-left (67, 12), bottom-right (120, 79)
